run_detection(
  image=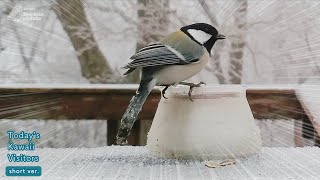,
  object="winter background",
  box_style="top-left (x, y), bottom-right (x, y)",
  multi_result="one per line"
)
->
top-left (0, 0), bottom-right (319, 148)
